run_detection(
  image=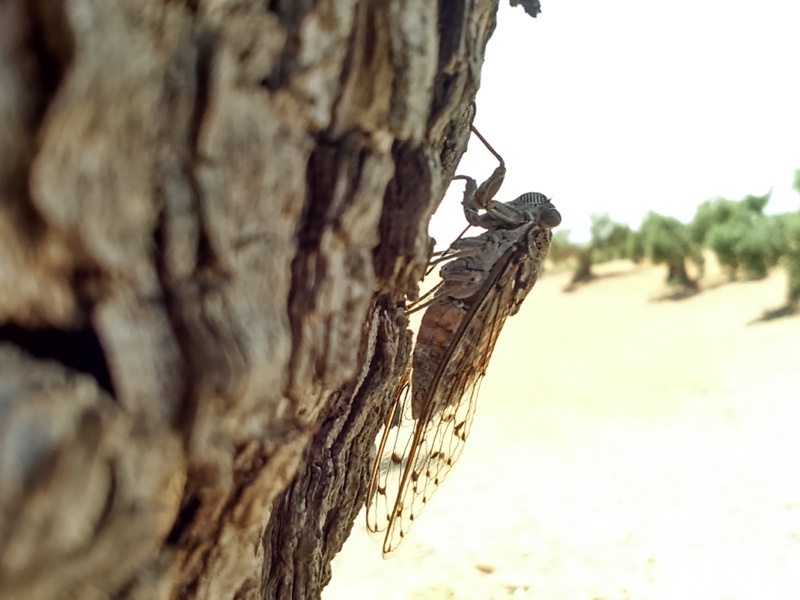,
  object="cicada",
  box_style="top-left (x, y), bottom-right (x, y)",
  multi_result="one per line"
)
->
top-left (366, 126), bottom-right (561, 556)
